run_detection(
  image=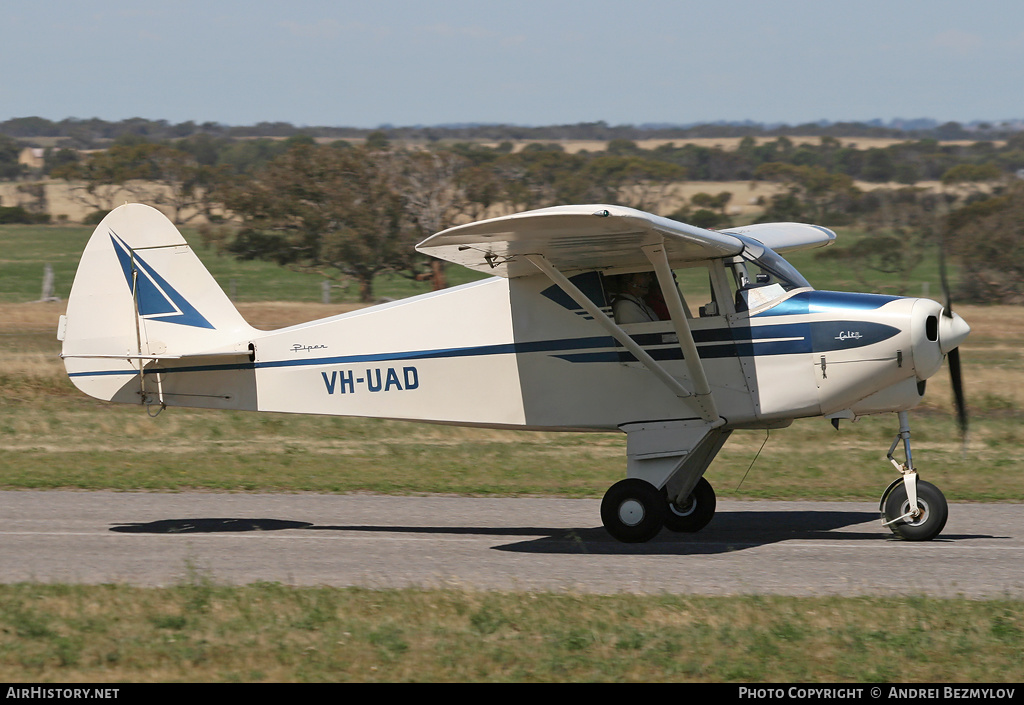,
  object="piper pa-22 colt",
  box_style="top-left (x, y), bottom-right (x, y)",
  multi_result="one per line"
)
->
top-left (60, 203), bottom-right (970, 543)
